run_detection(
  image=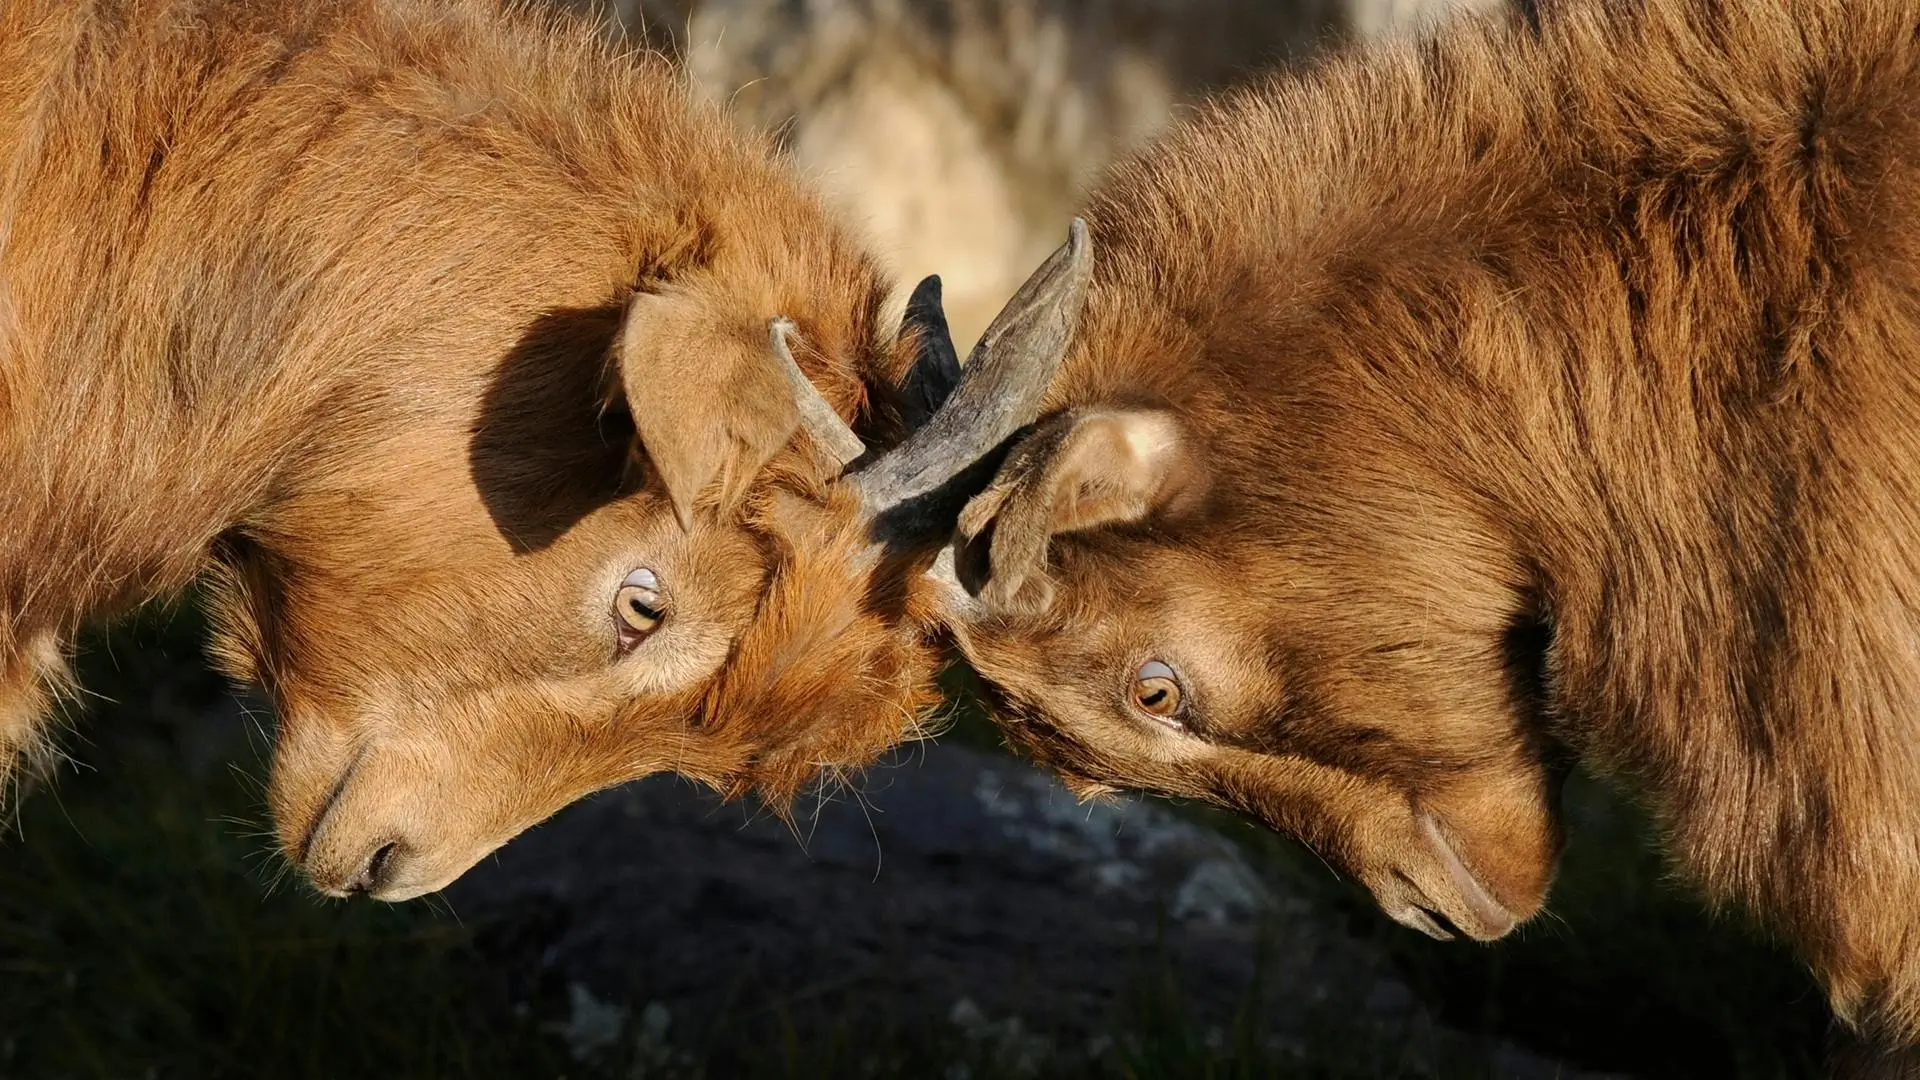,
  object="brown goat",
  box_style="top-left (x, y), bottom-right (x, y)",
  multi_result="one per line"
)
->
top-left (919, 0), bottom-right (1920, 1065)
top-left (0, 0), bottom-right (1061, 903)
